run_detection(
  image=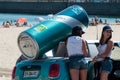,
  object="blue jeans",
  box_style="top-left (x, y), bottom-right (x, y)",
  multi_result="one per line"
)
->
top-left (69, 55), bottom-right (87, 70)
top-left (101, 58), bottom-right (113, 73)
